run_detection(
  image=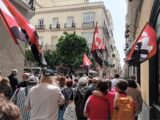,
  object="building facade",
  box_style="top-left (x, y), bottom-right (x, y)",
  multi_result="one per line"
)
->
top-left (125, 0), bottom-right (160, 119)
top-left (0, 0), bottom-right (35, 78)
top-left (30, 0), bottom-right (121, 77)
